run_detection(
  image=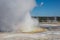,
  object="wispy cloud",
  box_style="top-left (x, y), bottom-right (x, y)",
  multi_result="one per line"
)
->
top-left (40, 2), bottom-right (44, 7)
